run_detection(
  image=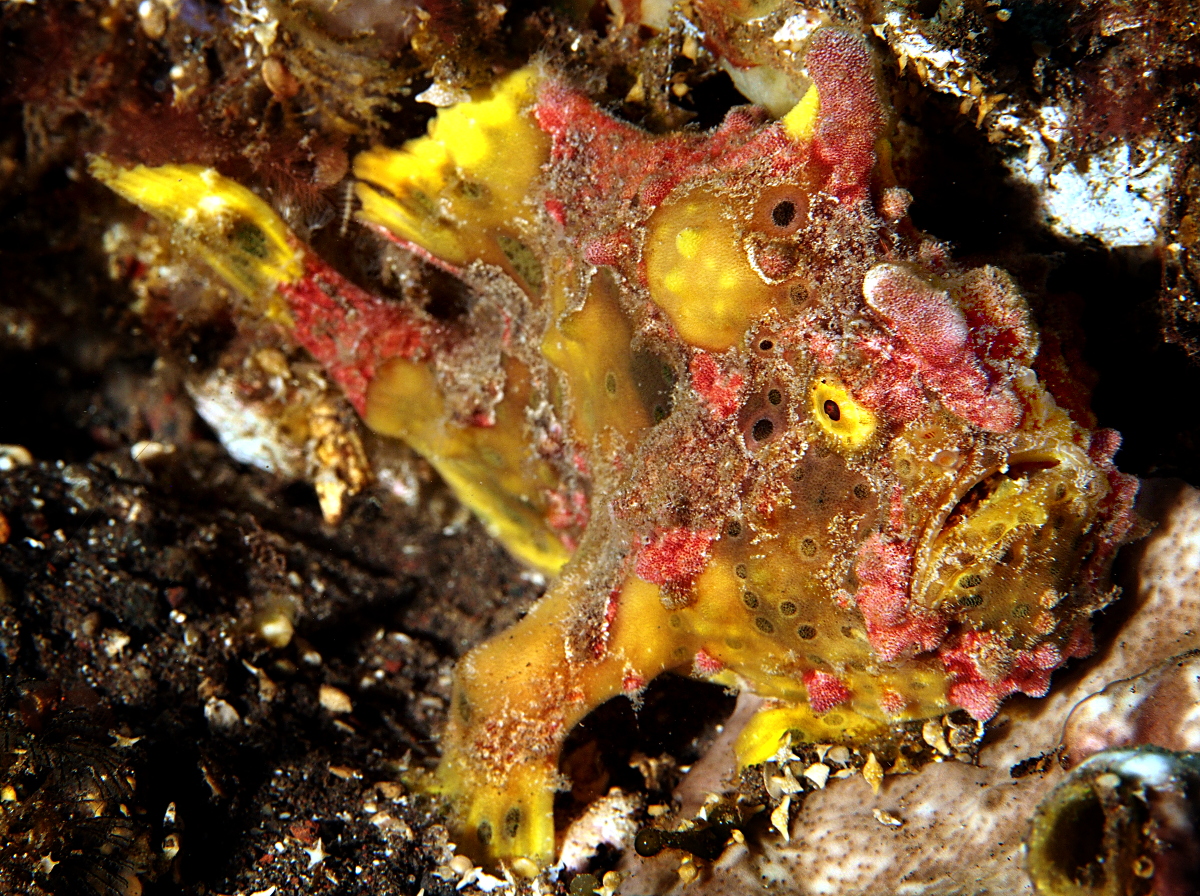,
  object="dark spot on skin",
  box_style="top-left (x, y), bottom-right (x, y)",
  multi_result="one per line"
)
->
top-left (504, 806), bottom-right (521, 838)
top-left (779, 601), bottom-right (797, 616)
top-left (797, 624), bottom-right (817, 640)
top-left (755, 617), bottom-right (774, 634)
top-left (768, 389), bottom-right (782, 405)
top-left (800, 538), bottom-right (817, 557)
top-left (791, 468), bottom-right (805, 481)
top-left (477, 821), bottom-right (493, 845)
top-left (458, 694), bottom-right (471, 723)
top-left (726, 521), bottom-right (742, 538)
top-left (605, 371), bottom-right (618, 395)
top-left (1014, 604), bottom-right (1031, 618)
top-left (756, 187), bottom-right (808, 237)
top-left (959, 573), bottom-right (983, 588)
top-left (841, 625), bottom-right (854, 638)
top-left (853, 483), bottom-right (870, 499)
top-left (823, 399), bottom-right (841, 421)
top-left (752, 418), bottom-right (774, 441)
top-left (459, 180), bottom-right (487, 200)
top-left (742, 591), bottom-right (759, 609)
top-left (958, 594), bottom-right (984, 608)
top-left (742, 399), bottom-right (782, 450)
top-left (735, 563), bottom-right (747, 579)
top-left (232, 220), bottom-right (268, 258)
